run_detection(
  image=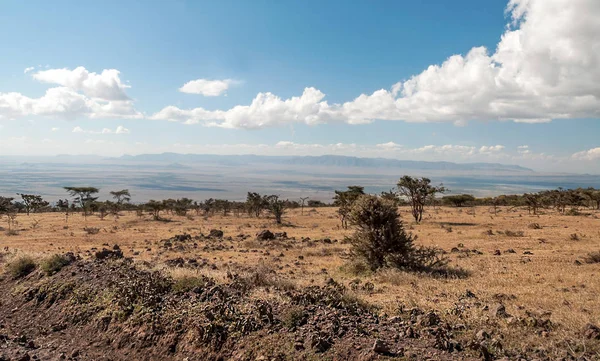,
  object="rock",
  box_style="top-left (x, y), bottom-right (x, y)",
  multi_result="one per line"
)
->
top-left (490, 303), bottom-right (509, 318)
top-left (416, 311), bottom-right (440, 327)
top-left (208, 229), bottom-right (223, 238)
top-left (493, 250), bottom-right (501, 256)
top-left (504, 249), bottom-right (516, 254)
top-left (583, 323), bottom-right (600, 340)
top-left (372, 339), bottom-right (390, 354)
top-left (274, 232), bottom-right (287, 239)
top-left (256, 230), bottom-right (275, 241)
top-left (94, 248), bottom-right (123, 260)
top-left (476, 330), bottom-right (490, 341)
